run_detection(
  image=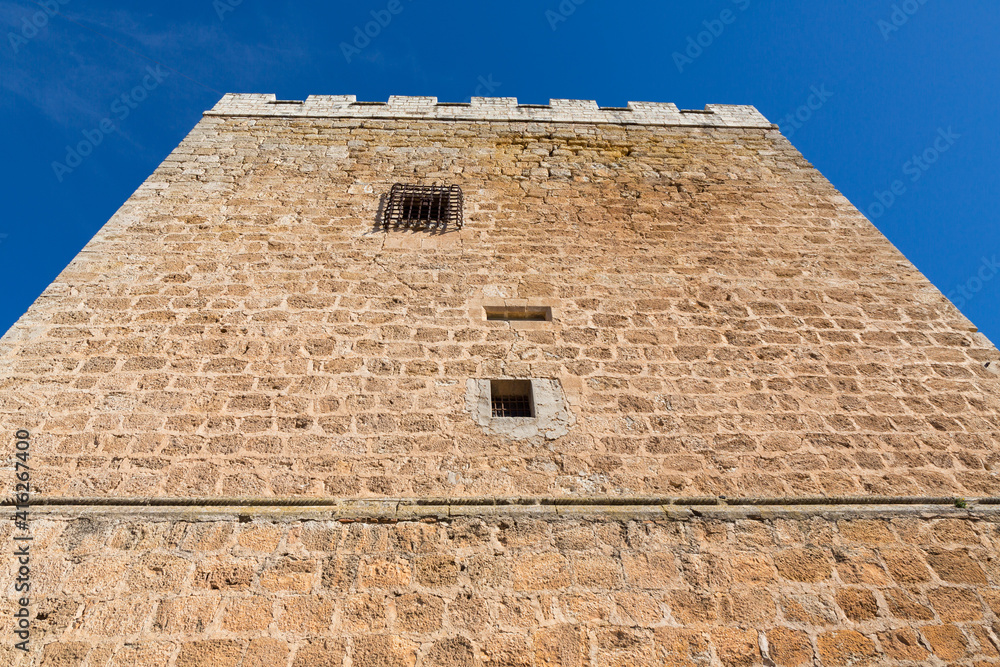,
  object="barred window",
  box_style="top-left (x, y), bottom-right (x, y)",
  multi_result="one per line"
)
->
top-left (383, 184), bottom-right (463, 230)
top-left (490, 380), bottom-right (534, 418)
